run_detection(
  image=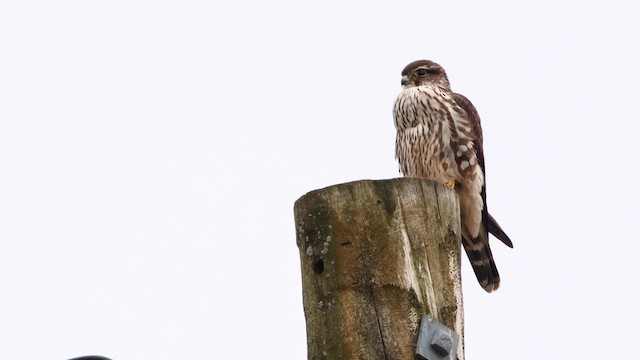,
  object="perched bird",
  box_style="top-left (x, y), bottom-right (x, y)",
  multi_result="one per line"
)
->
top-left (393, 60), bottom-right (512, 292)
